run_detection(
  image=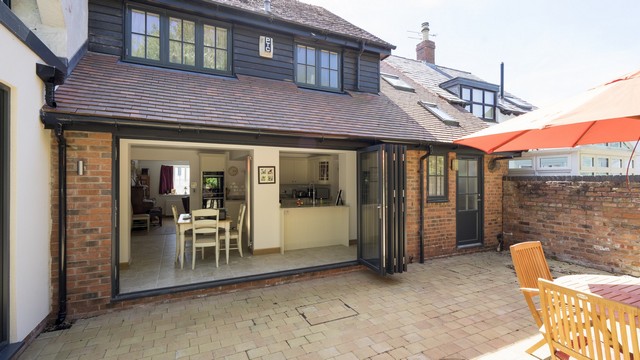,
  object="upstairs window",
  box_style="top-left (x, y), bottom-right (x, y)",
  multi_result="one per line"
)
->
top-left (462, 86), bottom-right (496, 121)
top-left (295, 44), bottom-right (340, 91)
top-left (126, 6), bottom-right (231, 75)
